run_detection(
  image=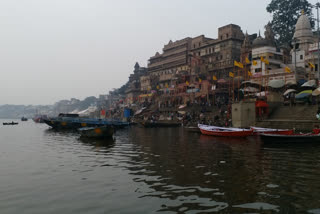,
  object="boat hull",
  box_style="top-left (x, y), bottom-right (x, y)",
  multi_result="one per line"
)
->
top-left (79, 126), bottom-right (114, 139)
top-left (43, 118), bottom-right (129, 130)
top-left (260, 133), bottom-right (320, 144)
top-left (251, 127), bottom-right (293, 136)
top-left (200, 128), bottom-right (253, 137)
top-left (3, 122), bottom-right (19, 125)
